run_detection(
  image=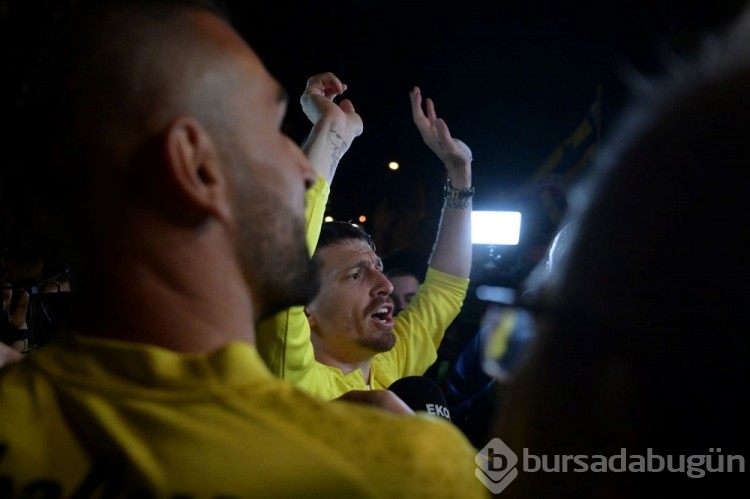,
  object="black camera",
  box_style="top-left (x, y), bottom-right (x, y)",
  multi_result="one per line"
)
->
top-left (1, 264), bottom-right (71, 352)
